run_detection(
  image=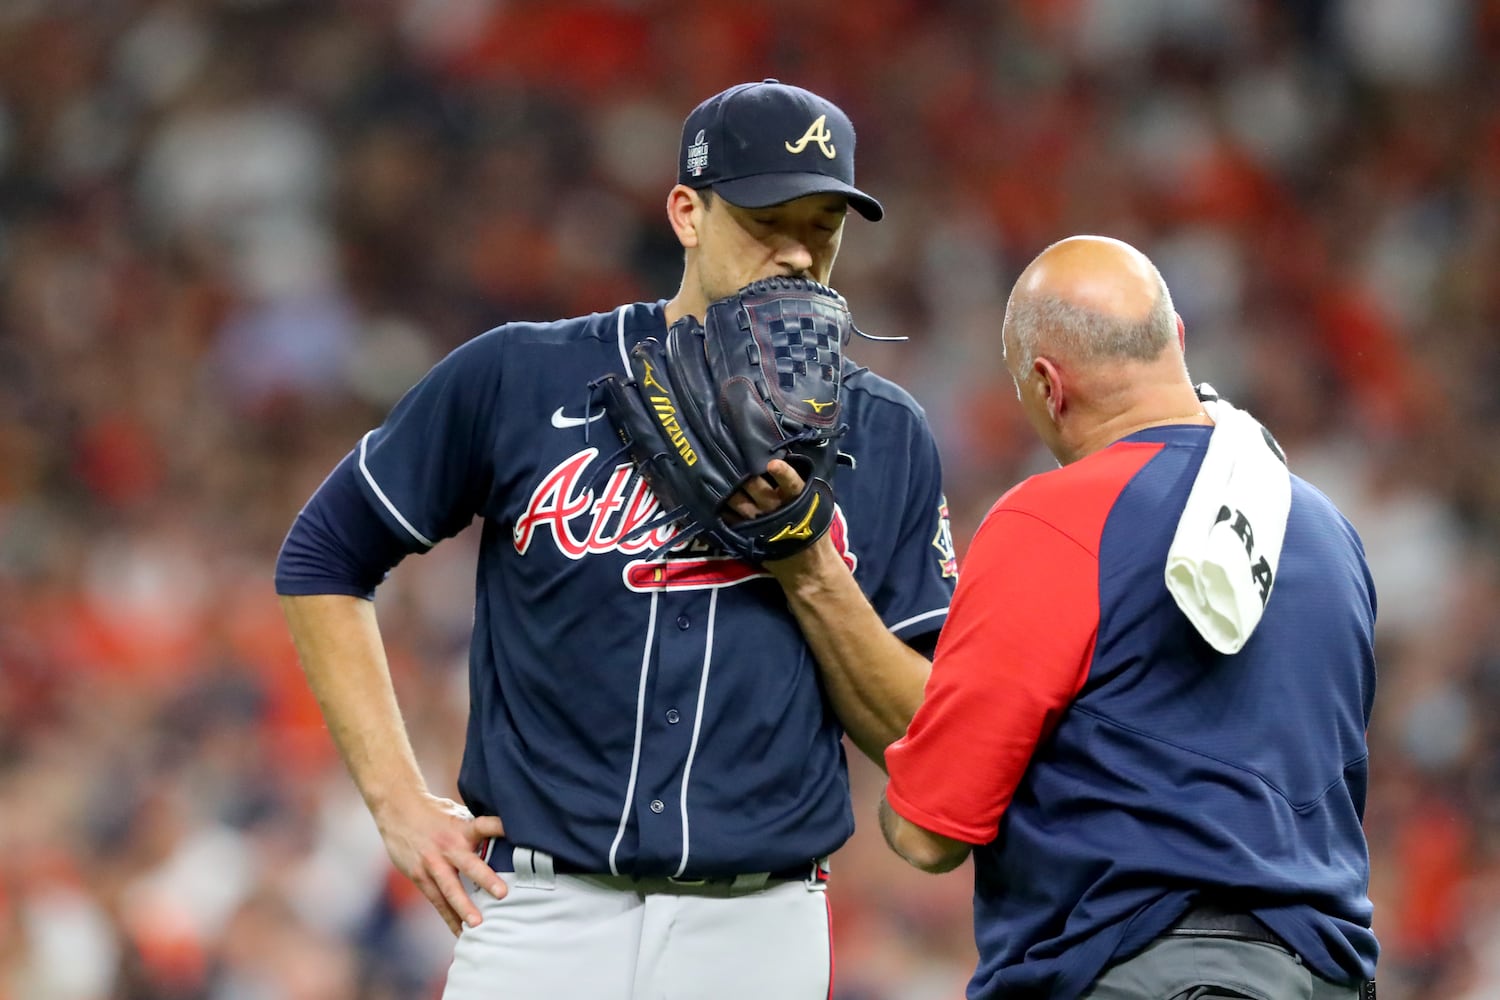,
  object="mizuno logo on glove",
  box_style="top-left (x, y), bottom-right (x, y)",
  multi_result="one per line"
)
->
top-left (649, 396), bottom-right (698, 466)
top-left (767, 493), bottom-right (820, 544)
